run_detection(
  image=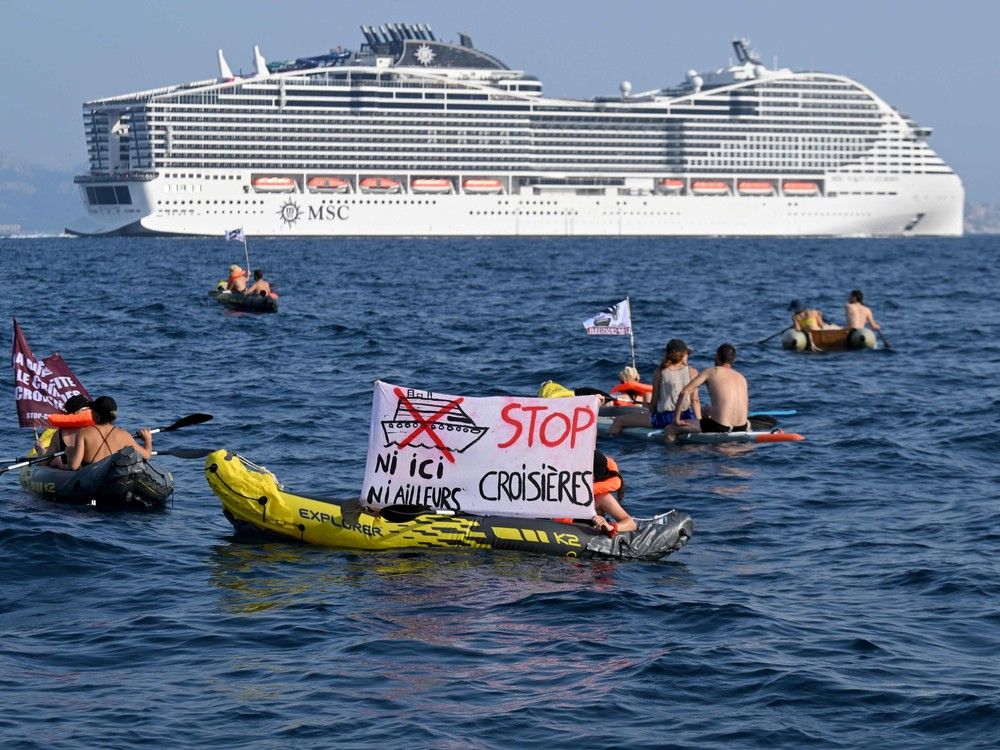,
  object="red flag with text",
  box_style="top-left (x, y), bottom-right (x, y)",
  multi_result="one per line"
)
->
top-left (10, 318), bottom-right (90, 428)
